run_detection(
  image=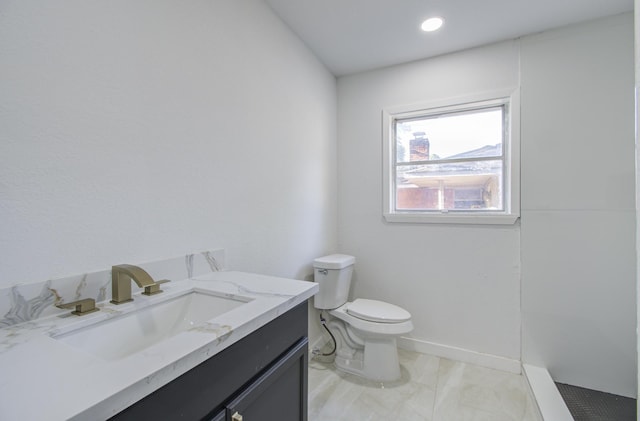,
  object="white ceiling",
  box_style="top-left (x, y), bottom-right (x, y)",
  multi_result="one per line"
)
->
top-left (264, 0), bottom-right (634, 76)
